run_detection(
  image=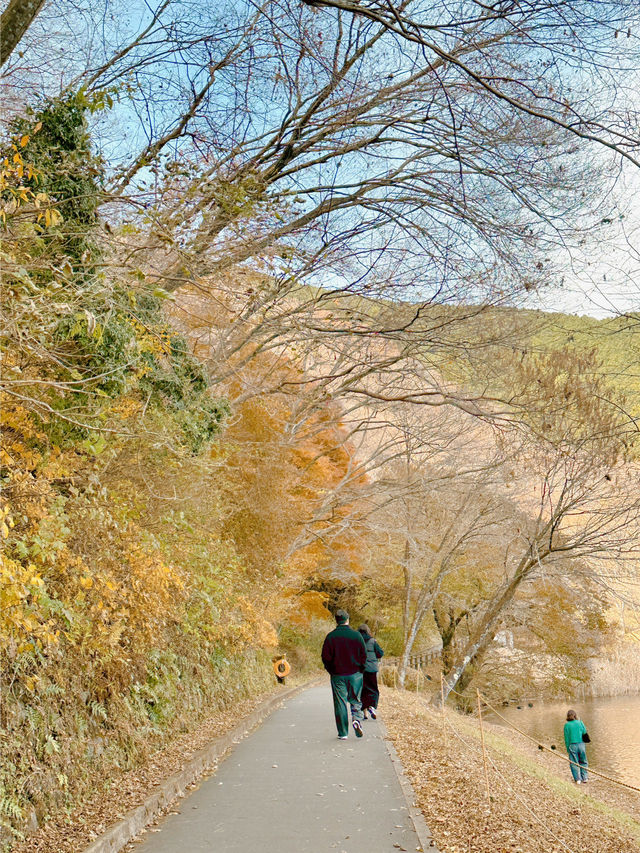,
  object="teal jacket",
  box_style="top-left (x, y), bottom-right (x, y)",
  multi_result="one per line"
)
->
top-left (564, 719), bottom-right (587, 751)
